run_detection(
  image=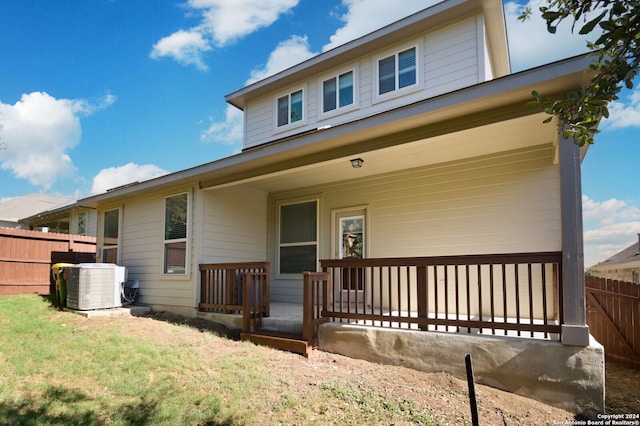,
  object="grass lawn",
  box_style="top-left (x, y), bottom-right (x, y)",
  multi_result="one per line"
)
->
top-left (2, 294), bottom-right (631, 425)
